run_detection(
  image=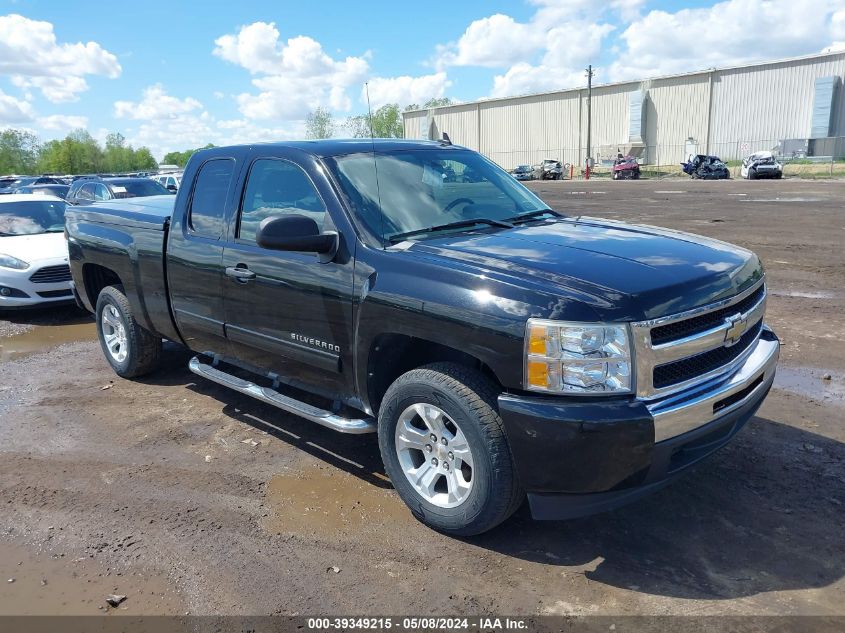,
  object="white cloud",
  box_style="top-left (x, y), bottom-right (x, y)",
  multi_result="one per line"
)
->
top-left (0, 14), bottom-right (120, 102)
top-left (436, 14), bottom-right (538, 68)
top-left (213, 22), bottom-right (369, 120)
top-left (114, 84), bottom-right (203, 120)
top-left (121, 109), bottom-right (302, 162)
top-left (609, 0), bottom-right (646, 22)
top-left (365, 72), bottom-right (451, 109)
top-left (490, 21), bottom-right (614, 98)
top-left (433, 2), bottom-right (615, 98)
top-left (608, 0), bottom-right (845, 82)
top-left (491, 64), bottom-right (587, 99)
top-left (0, 88), bottom-right (35, 124)
top-left (38, 114), bottom-right (88, 130)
